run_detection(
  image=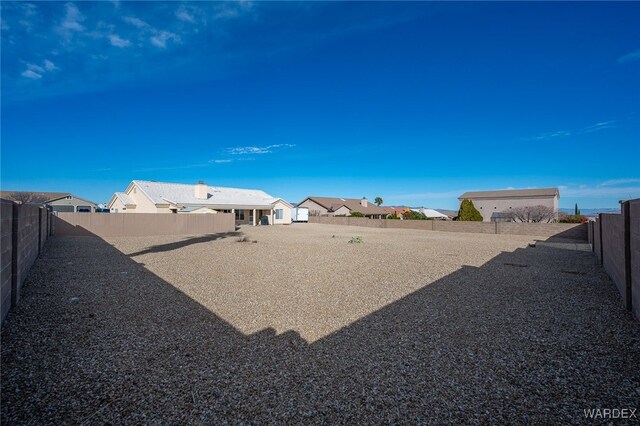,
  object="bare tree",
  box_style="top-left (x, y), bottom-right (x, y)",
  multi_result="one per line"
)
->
top-left (508, 205), bottom-right (556, 223)
top-left (7, 192), bottom-right (49, 205)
